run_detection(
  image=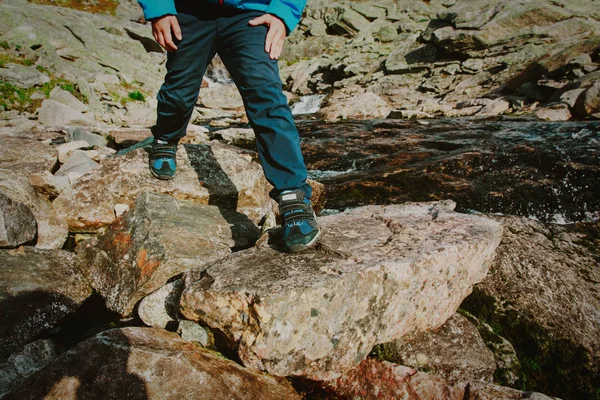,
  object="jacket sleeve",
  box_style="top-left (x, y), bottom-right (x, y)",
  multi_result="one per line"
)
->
top-left (137, 0), bottom-right (178, 20)
top-left (266, 0), bottom-right (307, 35)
